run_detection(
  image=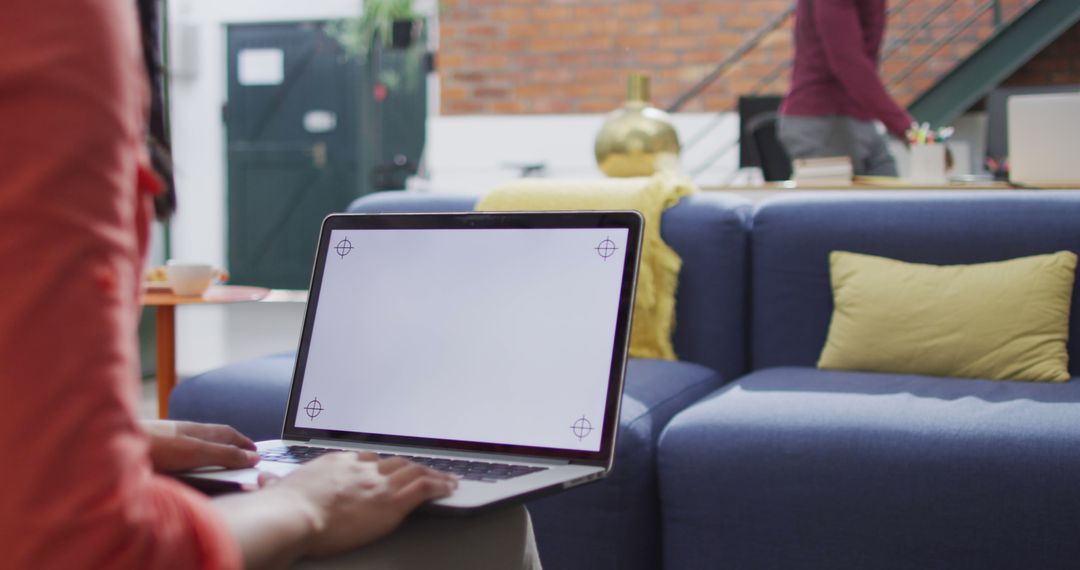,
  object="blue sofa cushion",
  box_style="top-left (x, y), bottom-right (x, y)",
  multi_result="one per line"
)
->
top-left (751, 191), bottom-right (1080, 373)
top-left (659, 367), bottom-right (1080, 570)
top-left (349, 191), bottom-right (754, 380)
